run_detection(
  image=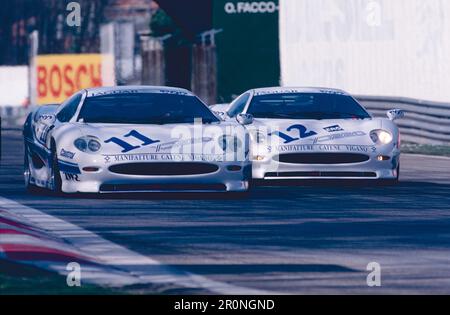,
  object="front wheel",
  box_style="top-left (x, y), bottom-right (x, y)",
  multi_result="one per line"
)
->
top-left (379, 164), bottom-right (400, 186)
top-left (390, 163), bottom-right (400, 184)
top-left (24, 144), bottom-right (37, 192)
top-left (50, 145), bottom-right (63, 194)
